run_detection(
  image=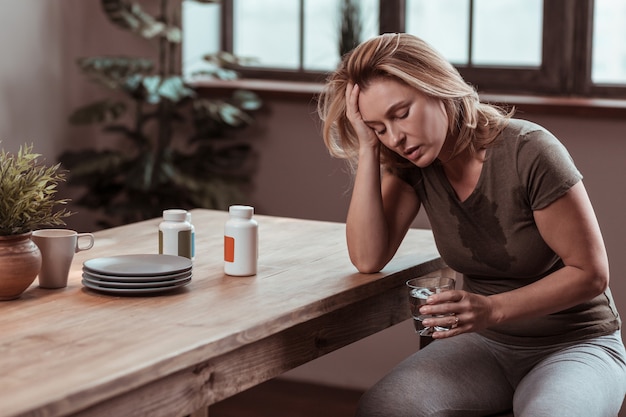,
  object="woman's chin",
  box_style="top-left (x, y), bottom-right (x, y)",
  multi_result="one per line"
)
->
top-left (408, 153), bottom-right (436, 168)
